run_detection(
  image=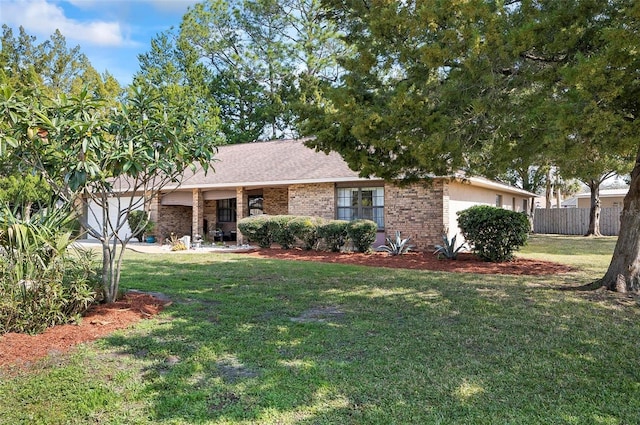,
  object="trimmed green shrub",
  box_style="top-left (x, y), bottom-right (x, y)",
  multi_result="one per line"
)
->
top-left (238, 215), bottom-right (273, 248)
top-left (346, 219), bottom-right (378, 253)
top-left (318, 220), bottom-right (349, 252)
top-left (457, 205), bottom-right (530, 262)
top-left (288, 216), bottom-right (324, 250)
top-left (269, 215), bottom-right (296, 249)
